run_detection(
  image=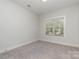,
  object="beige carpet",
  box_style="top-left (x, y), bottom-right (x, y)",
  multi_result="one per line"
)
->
top-left (0, 40), bottom-right (79, 59)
